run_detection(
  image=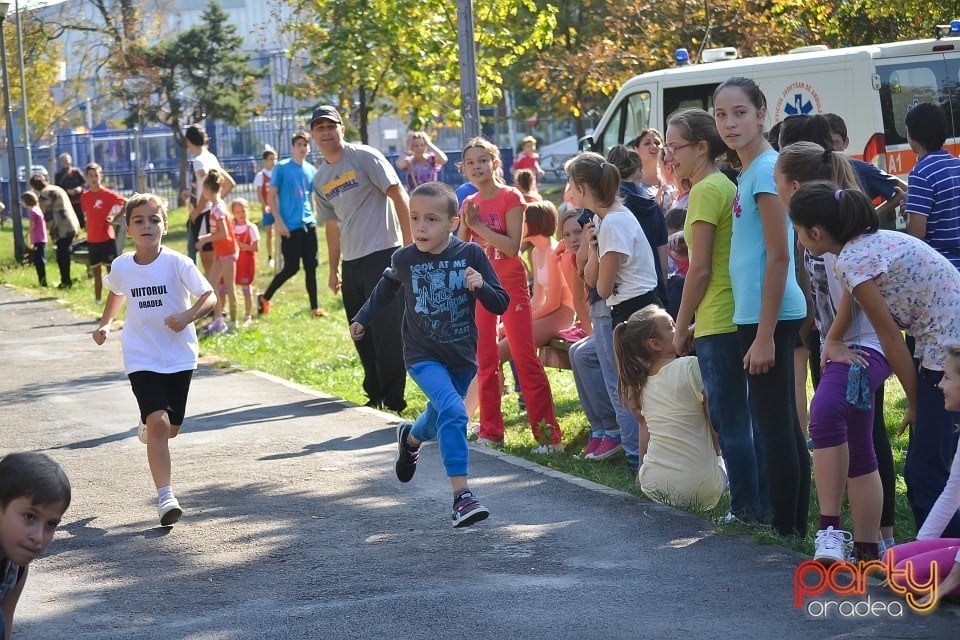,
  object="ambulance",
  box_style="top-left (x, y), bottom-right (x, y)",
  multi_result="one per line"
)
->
top-left (580, 21), bottom-right (960, 180)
